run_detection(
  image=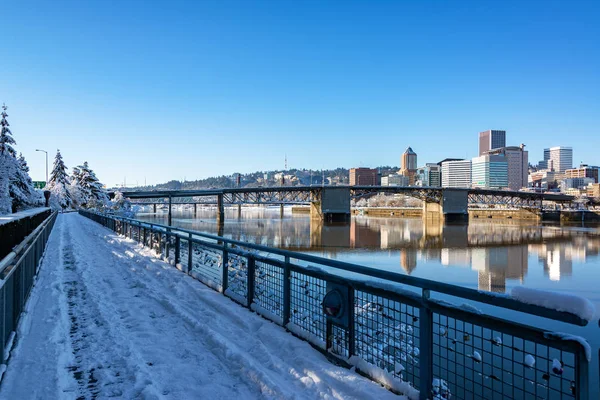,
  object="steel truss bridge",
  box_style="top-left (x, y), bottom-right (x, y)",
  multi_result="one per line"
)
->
top-left (121, 186), bottom-right (574, 209)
